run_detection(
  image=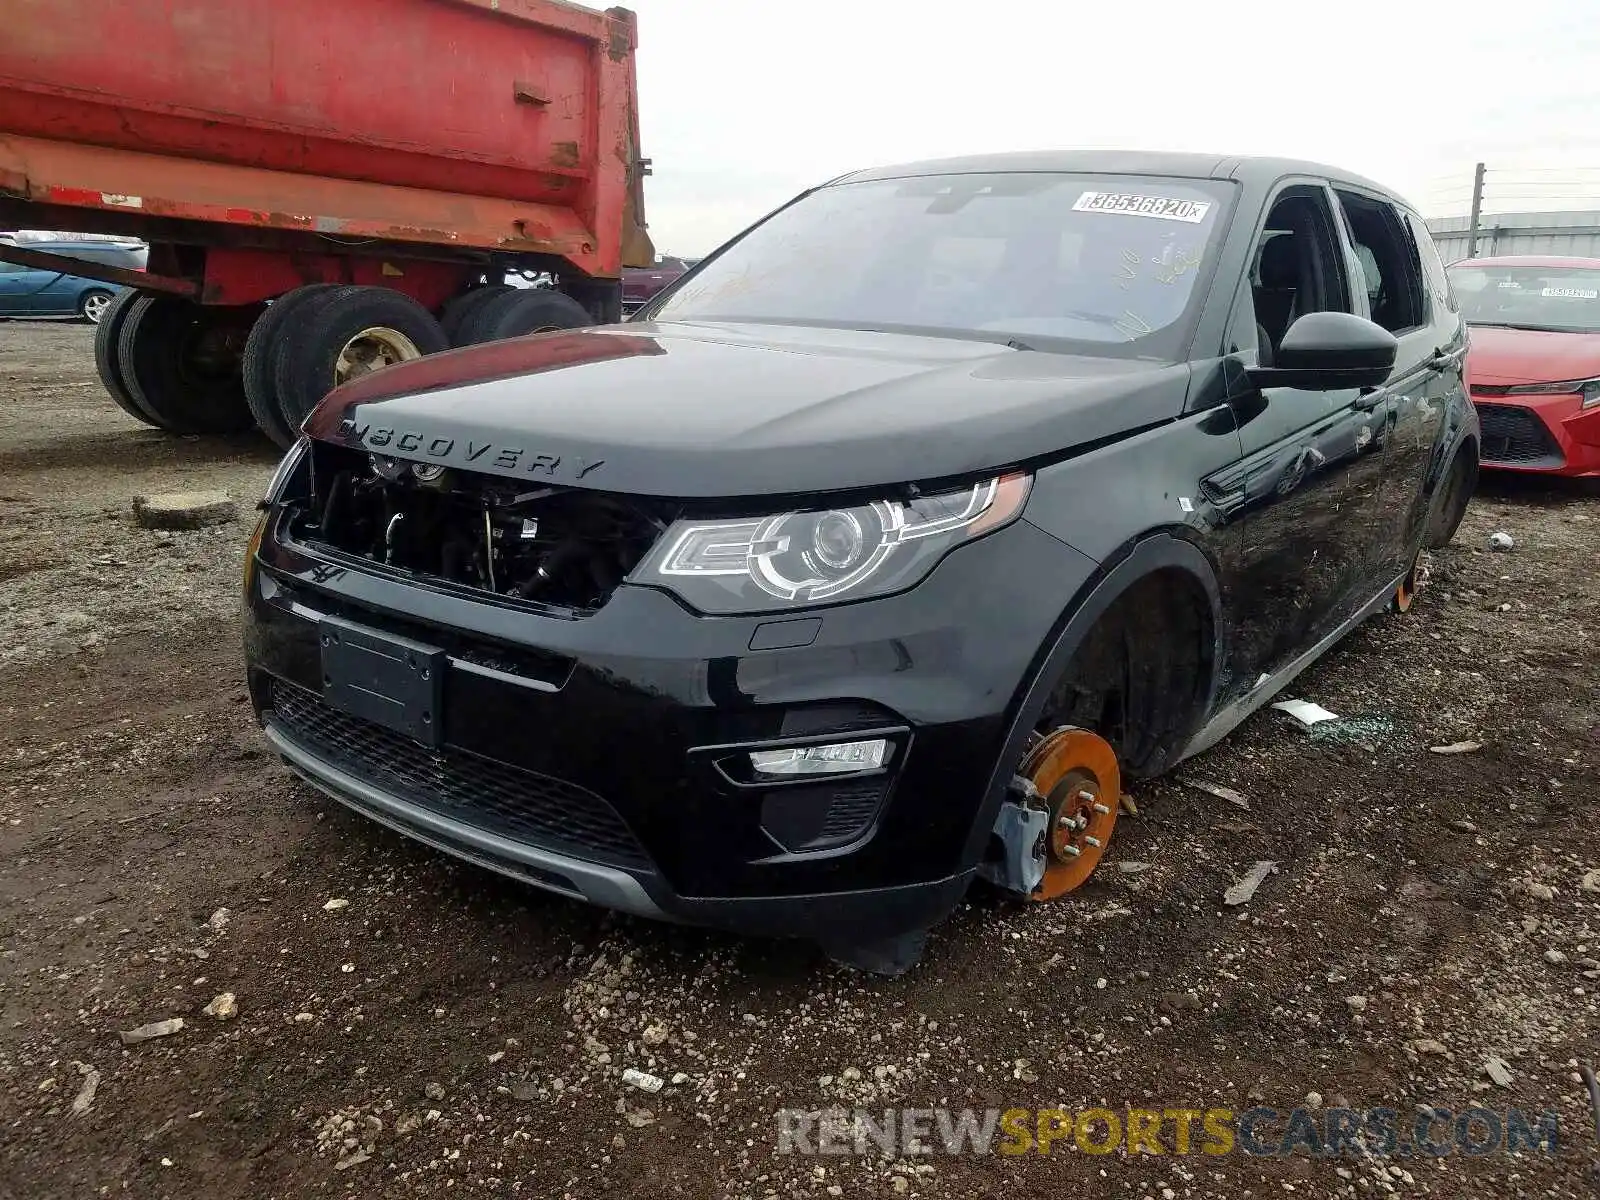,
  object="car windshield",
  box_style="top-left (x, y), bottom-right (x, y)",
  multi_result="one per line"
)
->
top-left (652, 172), bottom-right (1235, 360)
top-left (1449, 263), bottom-right (1600, 333)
